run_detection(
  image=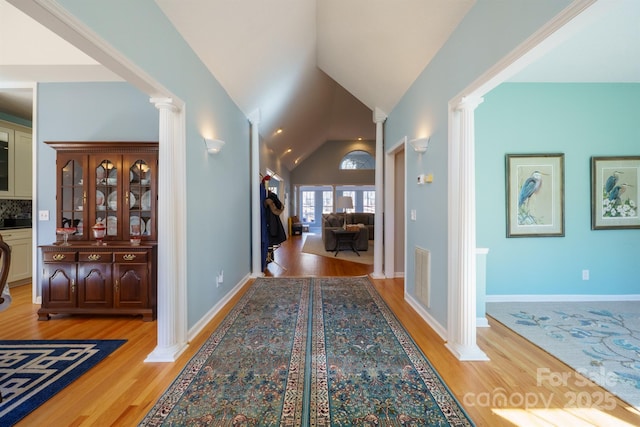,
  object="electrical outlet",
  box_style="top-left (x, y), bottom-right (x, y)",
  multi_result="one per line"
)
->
top-left (582, 270), bottom-right (589, 280)
top-left (39, 210), bottom-right (49, 221)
